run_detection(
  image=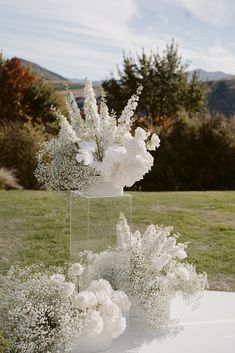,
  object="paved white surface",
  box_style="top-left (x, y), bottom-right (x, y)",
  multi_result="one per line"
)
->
top-left (105, 291), bottom-right (235, 353)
